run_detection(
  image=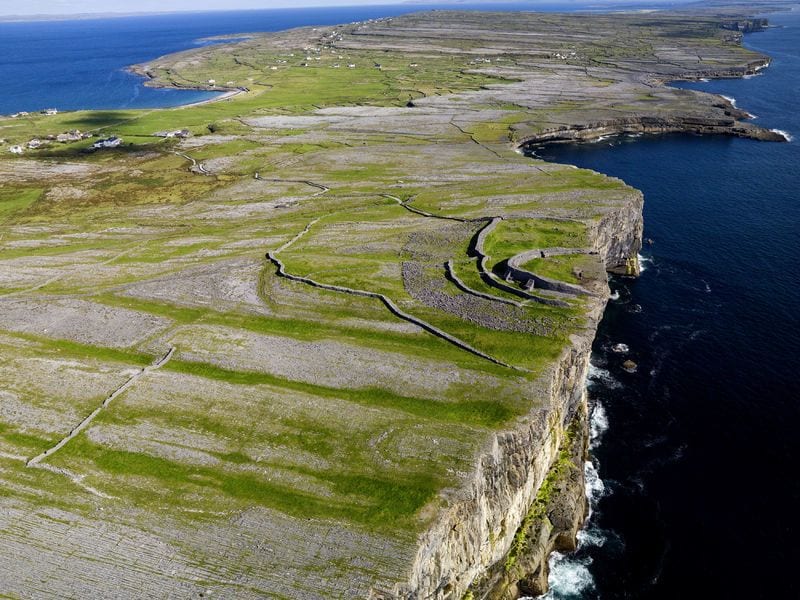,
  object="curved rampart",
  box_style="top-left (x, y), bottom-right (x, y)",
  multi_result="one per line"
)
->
top-left (444, 260), bottom-right (524, 308)
top-left (471, 218), bottom-right (570, 308)
top-left (505, 248), bottom-right (594, 297)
